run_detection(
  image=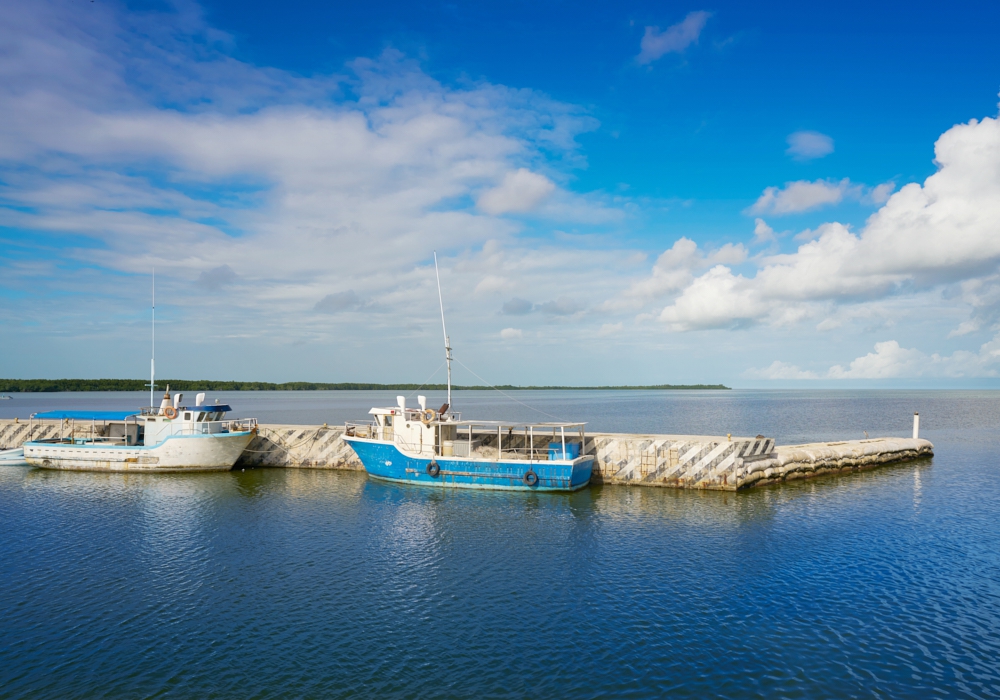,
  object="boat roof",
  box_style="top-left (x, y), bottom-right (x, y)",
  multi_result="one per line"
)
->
top-left (181, 405), bottom-right (232, 412)
top-left (32, 410), bottom-right (138, 421)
